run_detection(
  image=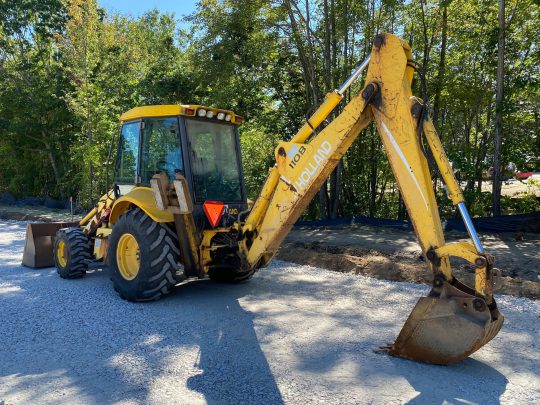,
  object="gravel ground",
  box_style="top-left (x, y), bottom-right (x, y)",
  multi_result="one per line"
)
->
top-left (1, 220), bottom-right (539, 405)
